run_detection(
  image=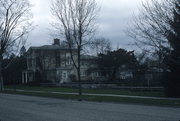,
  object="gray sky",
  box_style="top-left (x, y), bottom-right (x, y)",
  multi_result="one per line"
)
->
top-left (28, 0), bottom-right (142, 50)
